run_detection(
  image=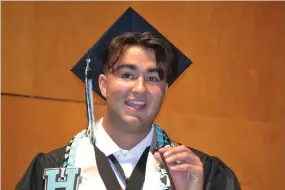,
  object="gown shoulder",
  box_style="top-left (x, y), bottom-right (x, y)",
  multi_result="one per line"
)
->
top-left (16, 147), bottom-right (66, 190)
